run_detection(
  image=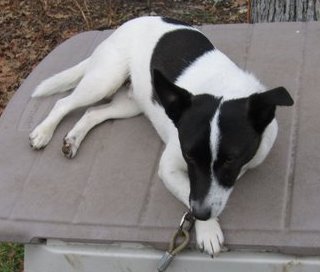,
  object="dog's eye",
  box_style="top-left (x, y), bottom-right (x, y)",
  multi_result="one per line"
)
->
top-left (184, 153), bottom-right (195, 162)
top-left (224, 157), bottom-right (233, 165)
